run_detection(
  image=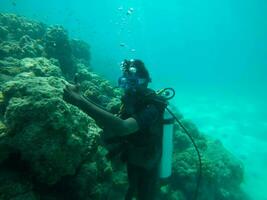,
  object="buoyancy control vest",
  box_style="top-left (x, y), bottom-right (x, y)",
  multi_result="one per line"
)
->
top-left (118, 89), bottom-right (175, 176)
